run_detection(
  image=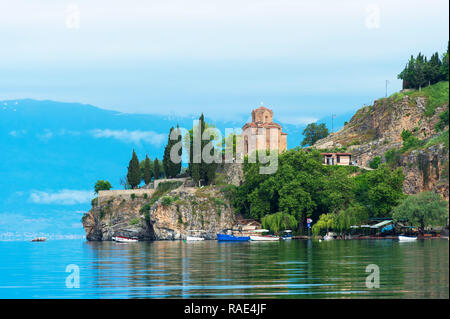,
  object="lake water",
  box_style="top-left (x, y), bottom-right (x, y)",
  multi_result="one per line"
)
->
top-left (0, 239), bottom-right (448, 298)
